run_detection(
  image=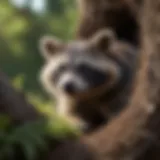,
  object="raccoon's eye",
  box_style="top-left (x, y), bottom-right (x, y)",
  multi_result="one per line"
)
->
top-left (76, 64), bottom-right (91, 74)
